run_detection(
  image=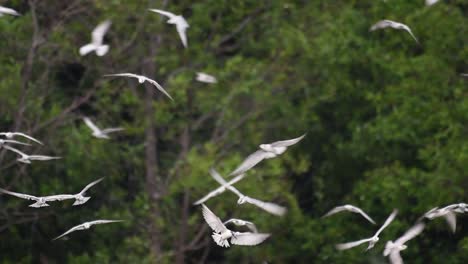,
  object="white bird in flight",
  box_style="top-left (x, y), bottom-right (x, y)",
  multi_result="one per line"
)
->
top-left (420, 203), bottom-right (468, 233)
top-left (79, 20), bottom-right (112, 56)
top-left (0, 132), bottom-right (43, 145)
top-left (384, 222), bottom-right (425, 264)
top-left (2, 145), bottom-right (61, 164)
top-left (104, 73), bottom-right (174, 101)
top-left (224, 218), bottom-right (258, 233)
top-left (0, 6), bottom-right (20, 16)
top-left (149, 9), bottom-right (189, 48)
top-left (210, 168), bottom-right (287, 216)
top-left (196, 72), bottom-right (217, 84)
top-left (193, 173), bottom-right (246, 205)
top-left (201, 204), bottom-right (270, 248)
top-left (336, 209), bottom-right (398, 251)
top-left (229, 134), bottom-right (306, 176)
top-left (0, 188), bottom-right (74, 208)
top-left (70, 178), bottom-right (104, 206)
top-left (370, 20), bottom-right (419, 44)
top-left (83, 117), bottom-right (124, 139)
top-left (322, 204), bottom-right (376, 224)
top-left (53, 220), bottom-right (123, 240)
